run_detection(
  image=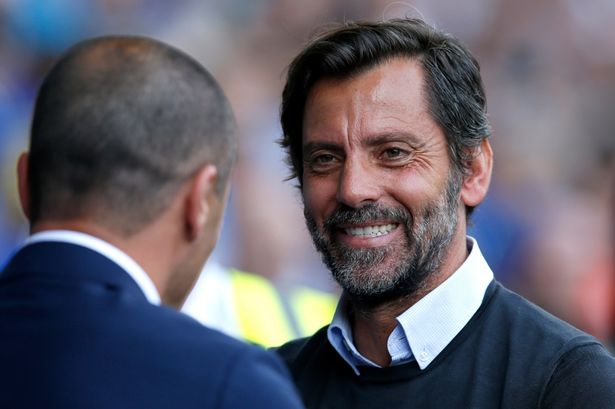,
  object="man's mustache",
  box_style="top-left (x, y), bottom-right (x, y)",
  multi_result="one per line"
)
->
top-left (323, 204), bottom-right (411, 233)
